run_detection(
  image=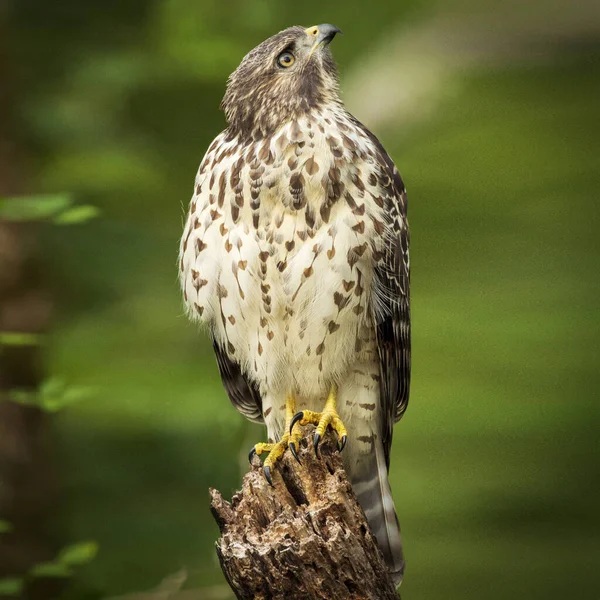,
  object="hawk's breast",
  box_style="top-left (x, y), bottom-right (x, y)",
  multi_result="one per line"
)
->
top-left (180, 110), bottom-right (388, 397)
